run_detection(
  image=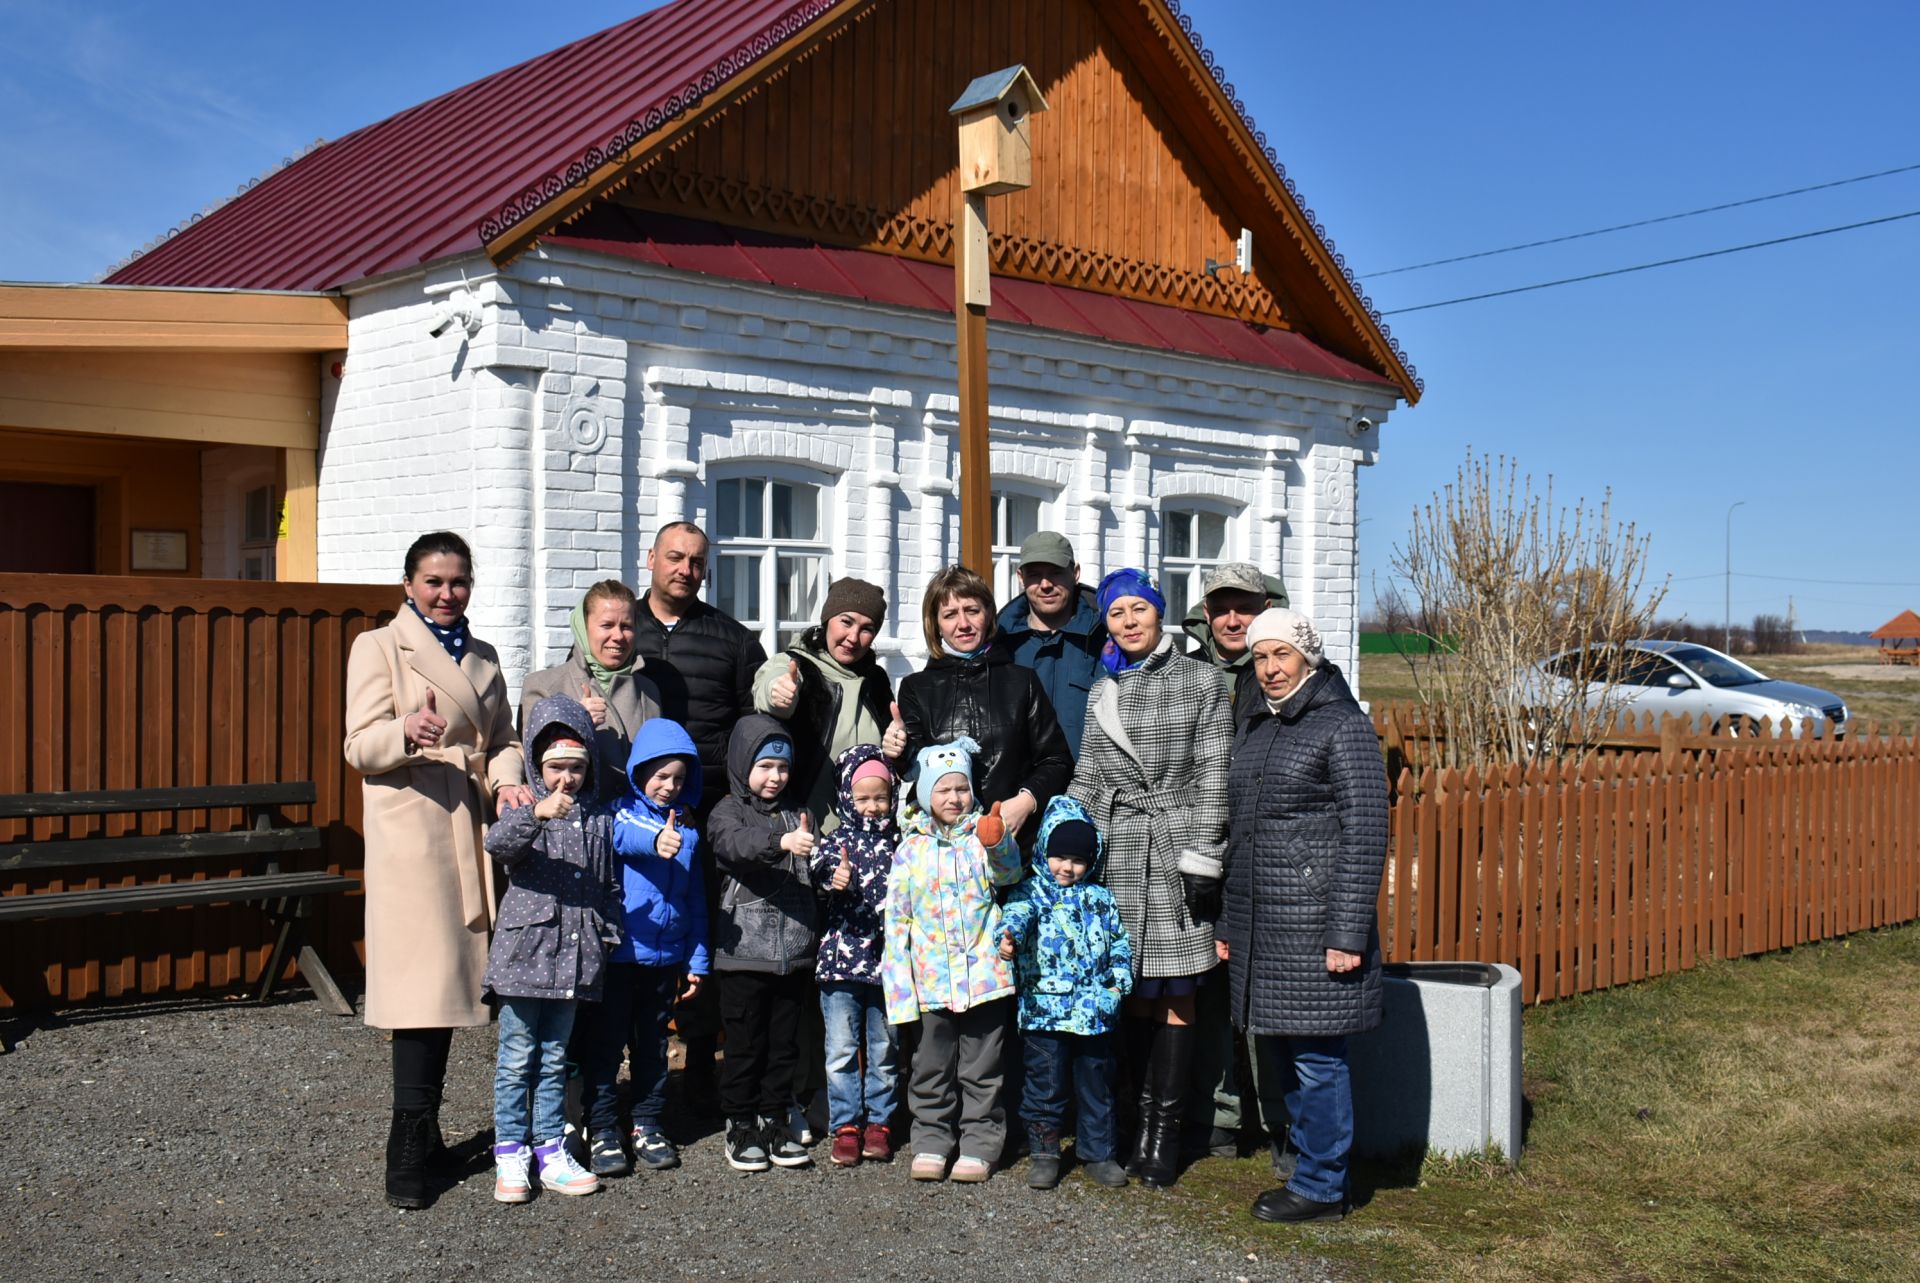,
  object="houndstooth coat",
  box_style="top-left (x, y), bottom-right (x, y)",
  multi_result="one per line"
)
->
top-left (1069, 637), bottom-right (1231, 979)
